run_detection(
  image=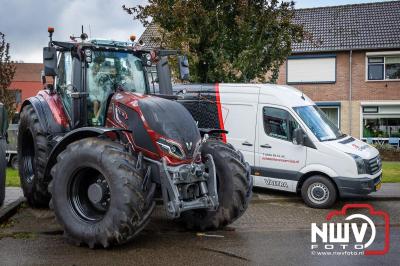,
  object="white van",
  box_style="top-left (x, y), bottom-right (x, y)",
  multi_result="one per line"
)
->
top-left (177, 83), bottom-right (382, 208)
